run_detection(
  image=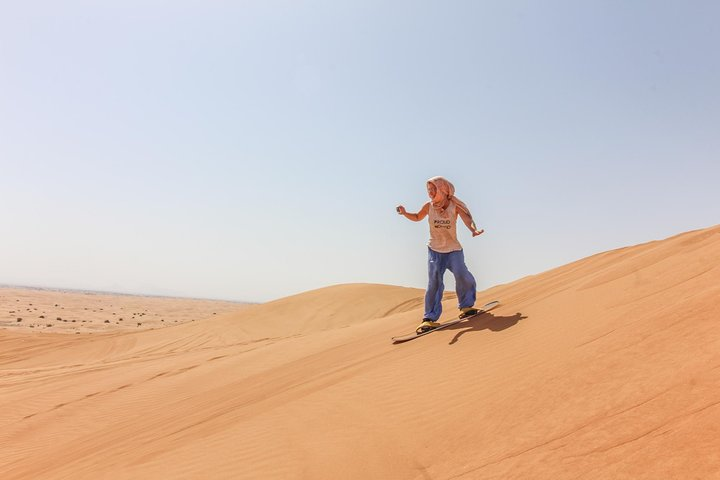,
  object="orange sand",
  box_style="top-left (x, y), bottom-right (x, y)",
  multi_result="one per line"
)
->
top-left (0, 288), bottom-right (248, 333)
top-left (1, 225), bottom-right (719, 479)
